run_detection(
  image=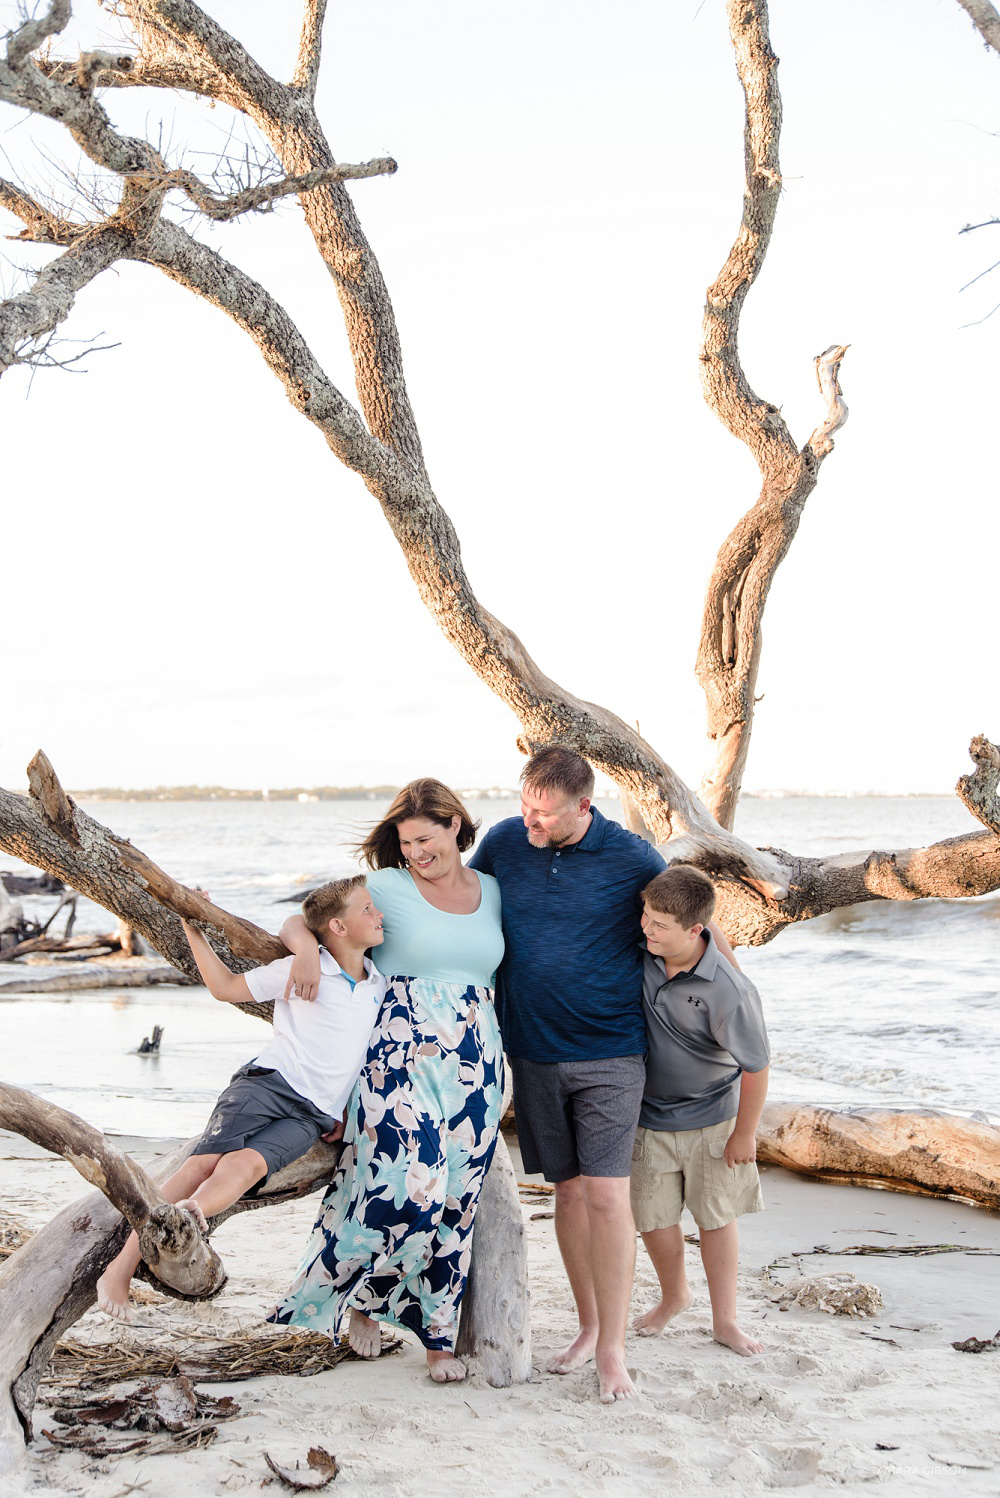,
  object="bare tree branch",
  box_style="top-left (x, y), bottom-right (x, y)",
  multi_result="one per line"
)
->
top-left (5, 0), bottom-right (71, 70)
top-left (293, 0), bottom-right (328, 97)
top-left (162, 154), bottom-right (397, 220)
top-left (0, 754), bottom-right (284, 1009)
top-left (954, 0), bottom-right (1000, 55)
top-left (956, 734), bottom-right (1000, 834)
top-left (0, 1083), bottom-right (225, 1299)
top-left (695, 0), bottom-right (849, 831)
top-left (803, 343), bottom-right (850, 459)
top-left (118, 0), bottom-right (291, 118)
top-left (0, 206), bottom-right (127, 377)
